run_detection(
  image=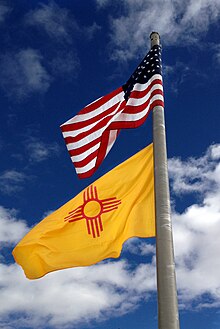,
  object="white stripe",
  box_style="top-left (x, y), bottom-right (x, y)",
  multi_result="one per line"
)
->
top-left (64, 100), bottom-right (126, 149)
top-left (127, 83), bottom-right (163, 107)
top-left (61, 91), bottom-right (124, 126)
top-left (70, 142), bottom-right (100, 162)
top-left (133, 74), bottom-right (162, 92)
top-left (62, 102), bottom-right (121, 138)
top-left (67, 127), bottom-right (103, 149)
top-left (105, 130), bottom-right (118, 156)
top-left (115, 94), bottom-right (164, 122)
top-left (75, 157), bottom-right (96, 174)
top-left (63, 73), bottom-right (163, 176)
top-left (65, 92), bottom-right (163, 150)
